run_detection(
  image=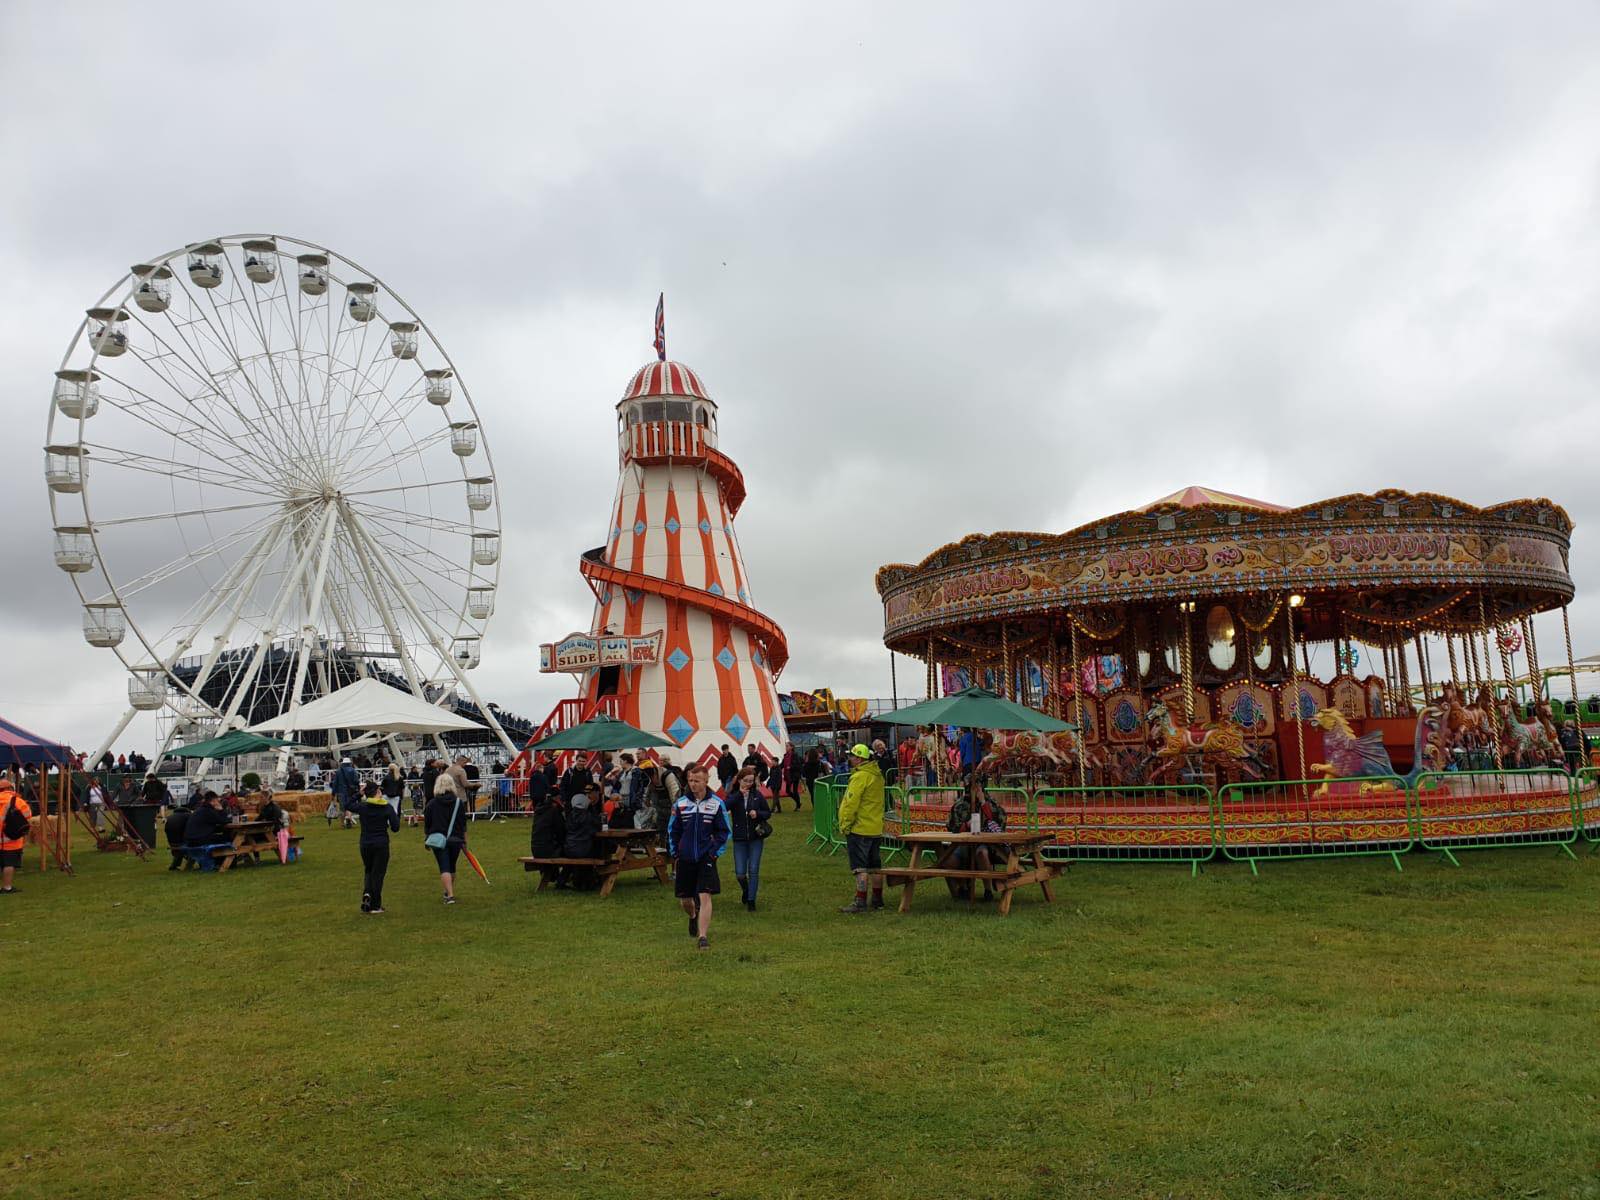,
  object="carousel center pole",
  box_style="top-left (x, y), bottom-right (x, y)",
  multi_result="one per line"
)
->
top-left (1180, 604), bottom-right (1195, 726)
